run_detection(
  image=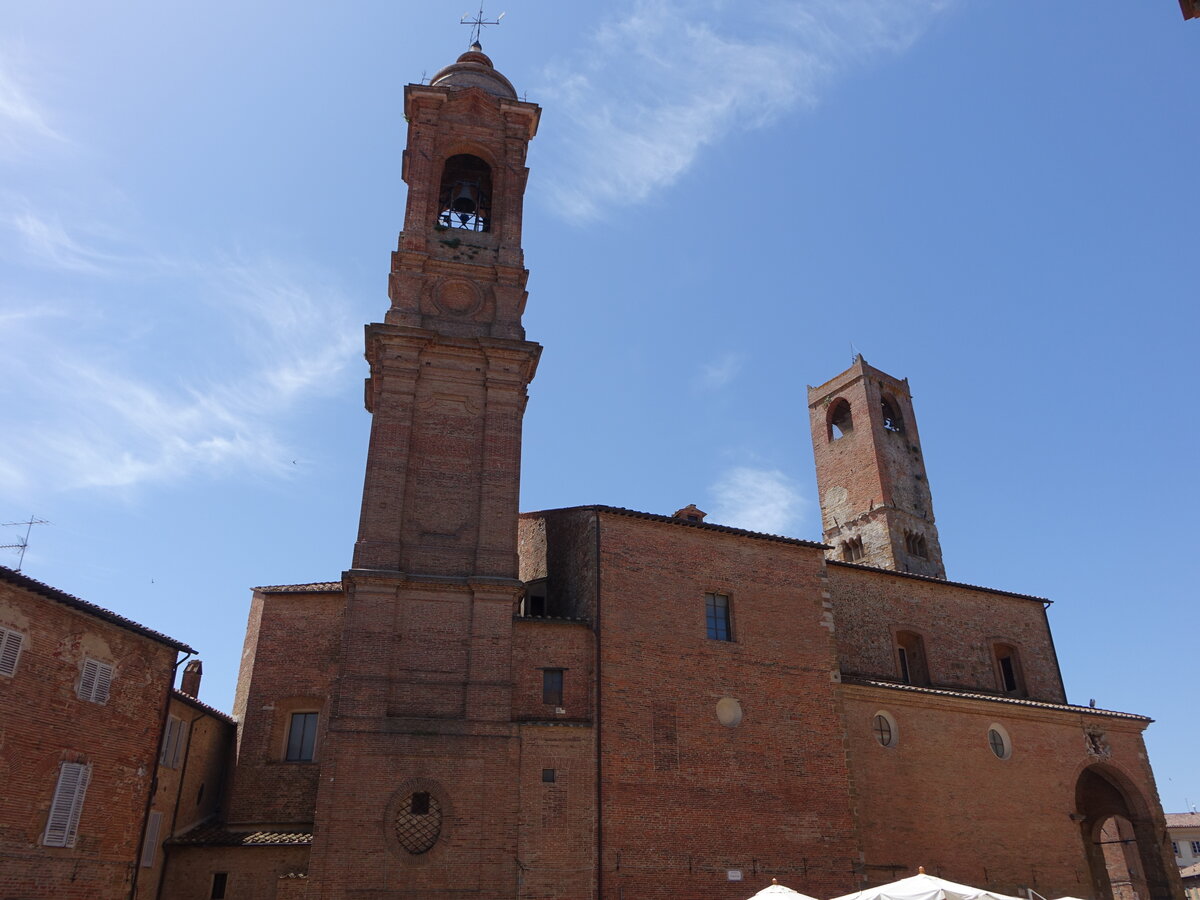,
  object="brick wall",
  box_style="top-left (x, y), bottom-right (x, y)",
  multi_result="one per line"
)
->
top-left (228, 587), bottom-right (343, 826)
top-left (159, 844), bottom-right (310, 900)
top-left (827, 563), bottom-right (1065, 702)
top-left (841, 683), bottom-right (1178, 898)
top-left (0, 577), bottom-right (178, 900)
top-left (590, 510), bottom-right (861, 899)
top-left (141, 694), bottom-right (236, 897)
